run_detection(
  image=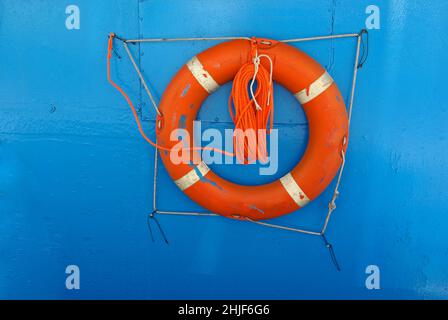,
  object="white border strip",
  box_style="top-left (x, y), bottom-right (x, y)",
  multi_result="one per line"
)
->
top-left (294, 71), bottom-right (334, 105)
top-left (280, 173), bottom-right (310, 207)
top-left (186, 56), bottom-right (220, 94)
top-left (174, 161), bottom-right (211, 191)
